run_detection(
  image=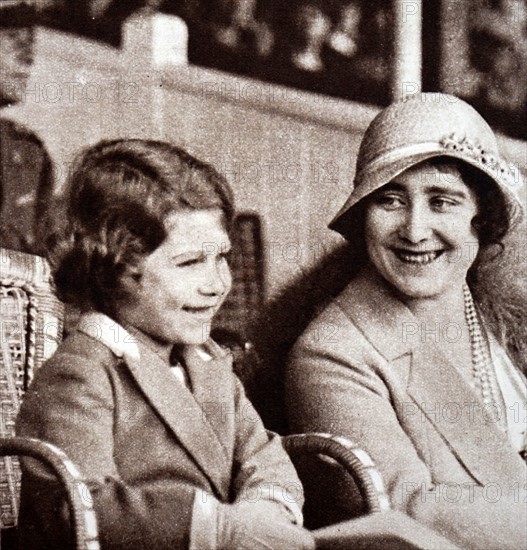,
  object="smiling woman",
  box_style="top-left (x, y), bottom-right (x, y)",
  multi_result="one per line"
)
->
top-left (364, 160), bottom-right (480, 300)
top-left (286, 93), bottom-right (527, 550)
top-left (16, 139), bottom-right (314, 549)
